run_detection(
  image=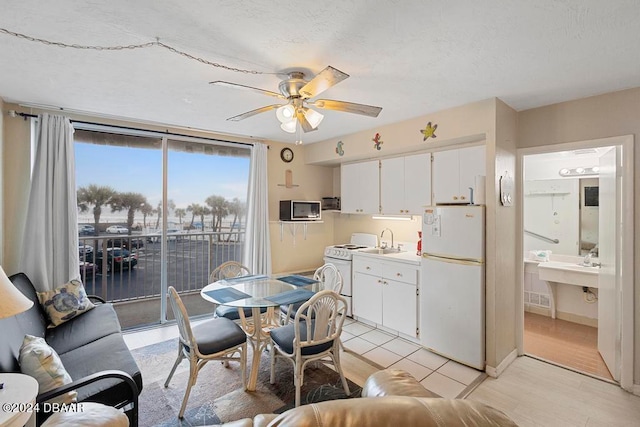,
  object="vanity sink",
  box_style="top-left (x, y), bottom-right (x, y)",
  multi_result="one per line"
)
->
top-left (537, 261), bottom-right (599, 288)
top-left (359, 247), bottom-right (403, 255)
